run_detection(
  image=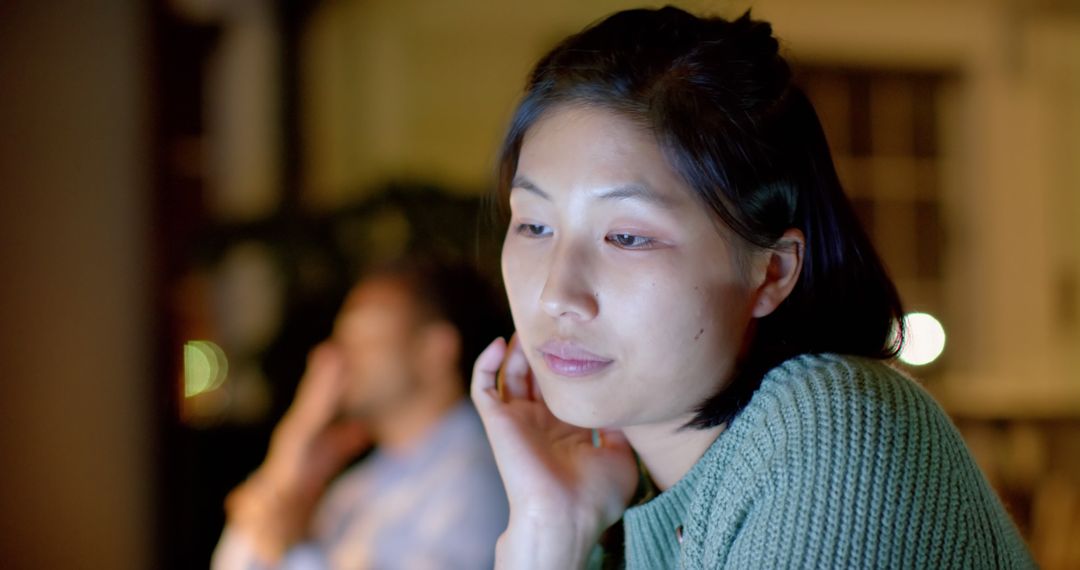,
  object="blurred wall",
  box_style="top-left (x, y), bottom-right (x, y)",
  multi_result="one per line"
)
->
top-left (299, 0), bottom-right (653, 206)
top-left (0, 1), bottom-right (152, 569)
